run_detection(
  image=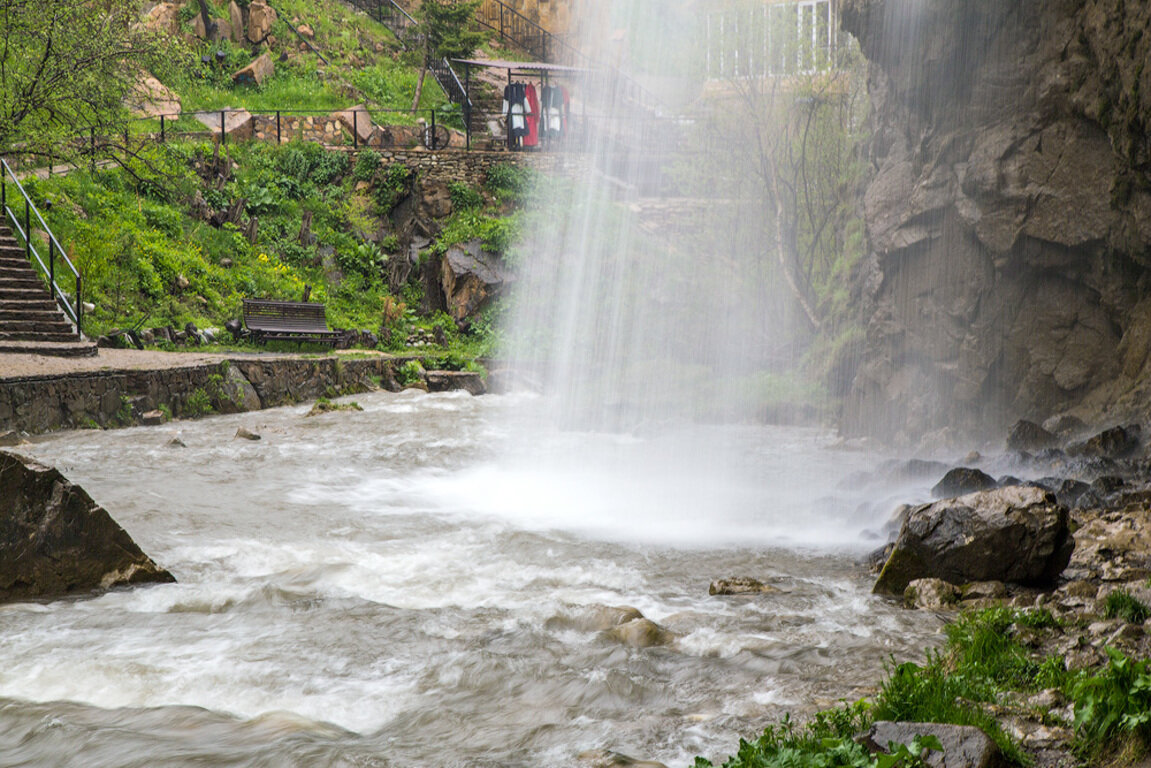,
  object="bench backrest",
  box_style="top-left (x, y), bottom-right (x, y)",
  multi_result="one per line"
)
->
top-left (243, 299), bottom-right (330, 332)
